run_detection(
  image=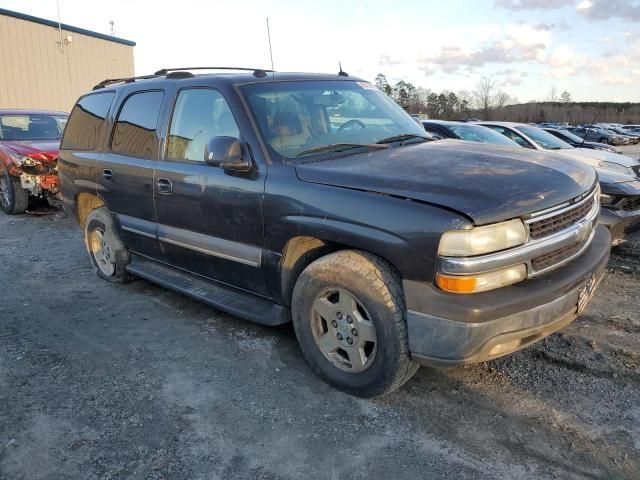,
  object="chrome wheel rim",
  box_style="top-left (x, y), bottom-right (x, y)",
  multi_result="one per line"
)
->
top-left (310, 288), bottom-right (377, 373)
top-left (89, 228), bottom-right (116, 276)
top-left (0, 175), bottom-right (10, 208)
